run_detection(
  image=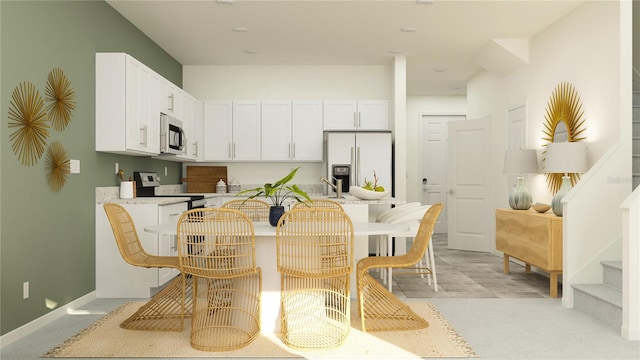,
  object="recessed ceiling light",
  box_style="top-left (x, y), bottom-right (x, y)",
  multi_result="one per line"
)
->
top-left (232, 27), bottom-right (248, 32)
top-left (216, 0), bottom-right (234, 4)
top-left (400, 27), bottom-right (417, 33)
top-left (416, 0), bottom-right (433, 5)
top-left (388, 50), bottom-right (403, 55)
top-left (244, 50), bottom-right (258, 55)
